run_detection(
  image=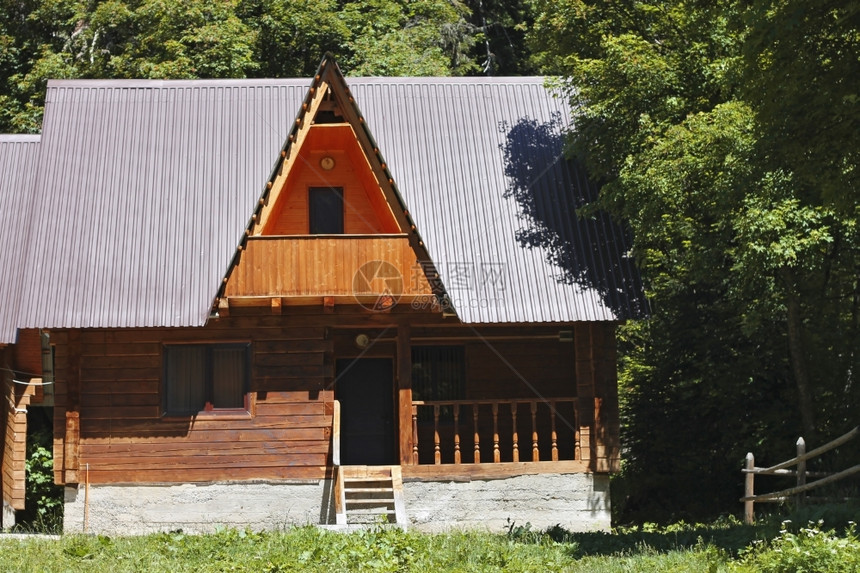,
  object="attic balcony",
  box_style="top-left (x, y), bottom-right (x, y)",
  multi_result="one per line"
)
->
top-left (223, 234), bottom-right (433, 308)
